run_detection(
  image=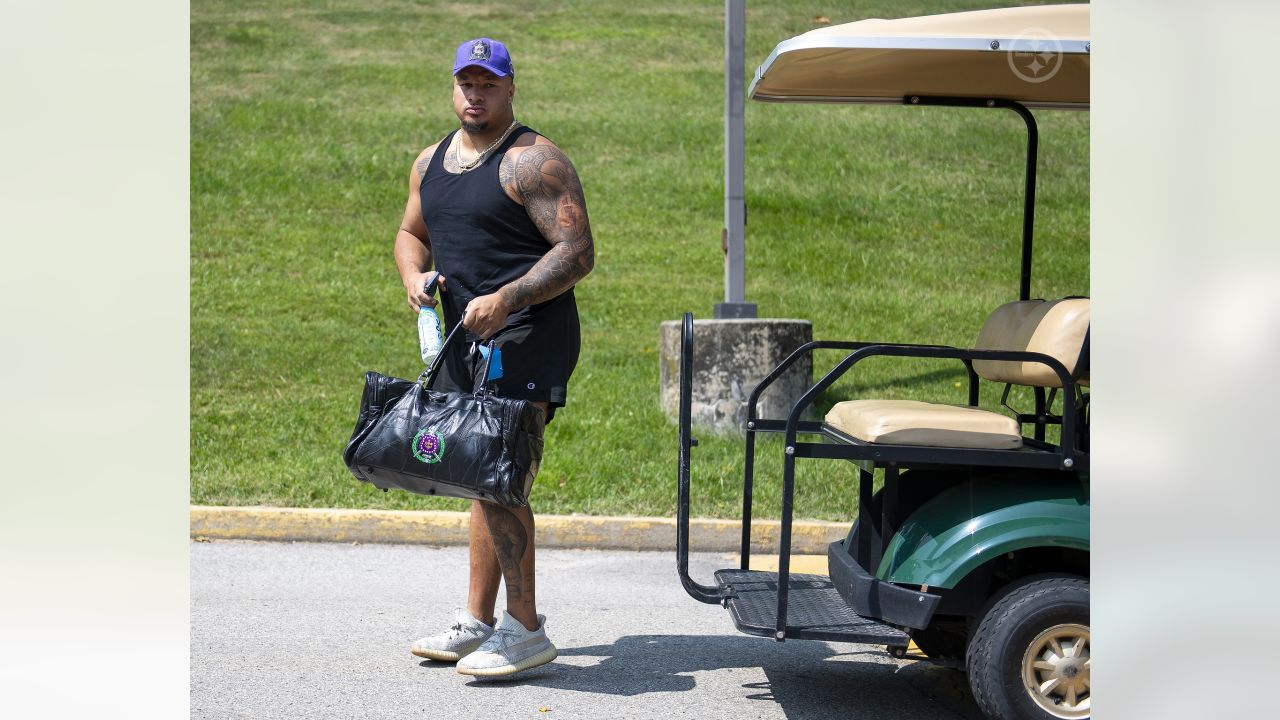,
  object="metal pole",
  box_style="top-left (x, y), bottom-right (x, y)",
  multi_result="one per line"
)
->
top-left (1010, 102), bottom-right (1039, 302)
top-left (715, 0), bottom-right (756, 319)
top-left (677, 312), bottom-right (723, 604)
